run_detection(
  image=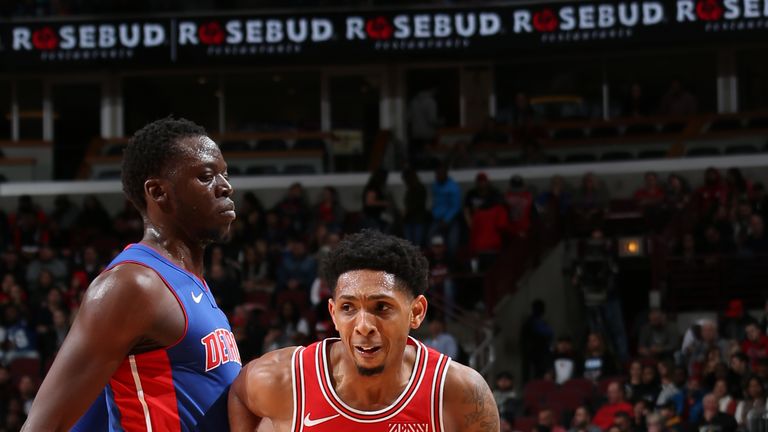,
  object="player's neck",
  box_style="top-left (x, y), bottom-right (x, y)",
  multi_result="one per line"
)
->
top-left (140, 225), bottom-right (205, 276)
top-left (329, 342), bottom-right (415, 411)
